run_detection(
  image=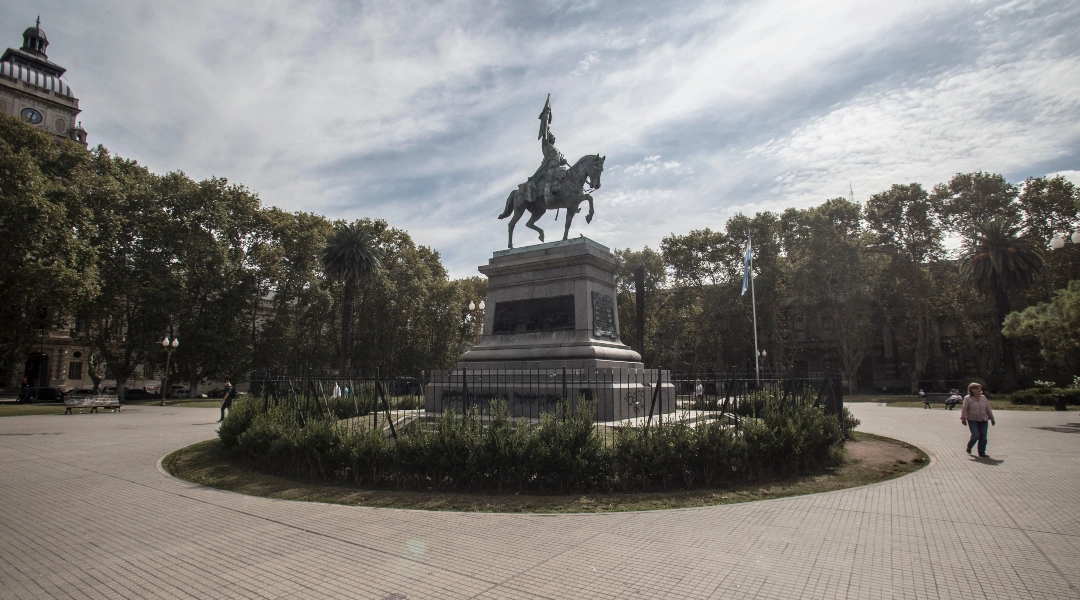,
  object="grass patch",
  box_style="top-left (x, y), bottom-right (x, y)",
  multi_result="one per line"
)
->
top-left (0, 399), bottom-right (221, 417)
top-left (0, 403), bottom-right (67, 417)
top-left (124, 399), bottom-right (222, 408)
top-left (162, 431), bottom-right (927, 513)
